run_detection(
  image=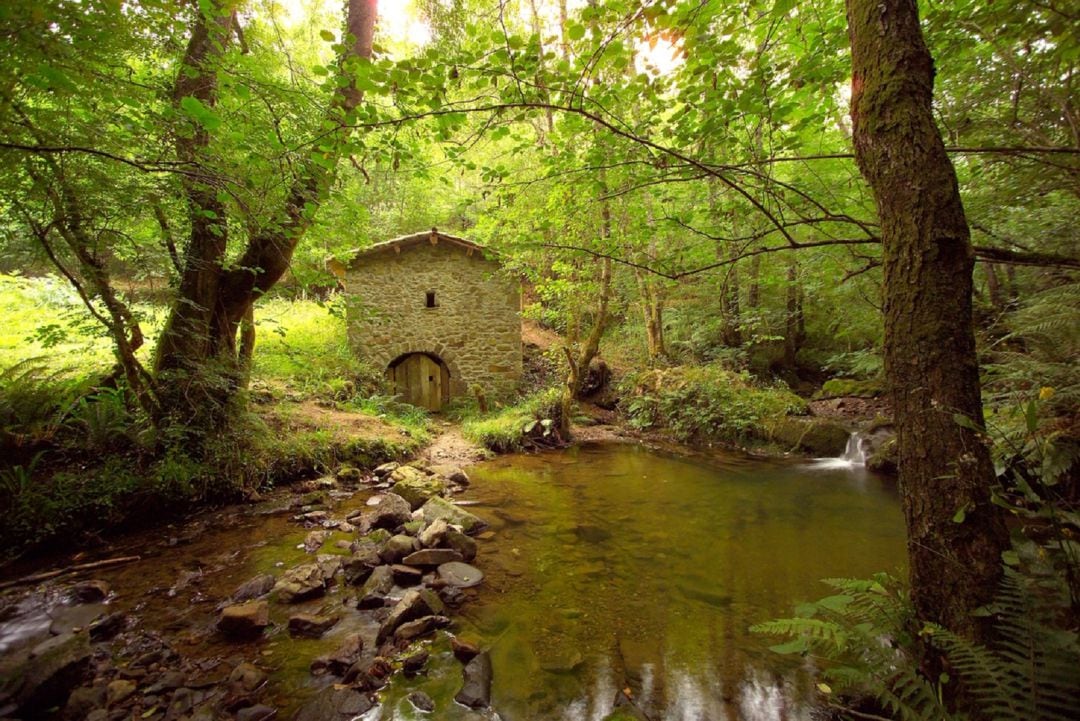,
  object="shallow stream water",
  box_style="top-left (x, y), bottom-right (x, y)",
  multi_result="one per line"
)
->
top-left (0, 441), bottom-right (906, 721)
top-left (450, 443), bottom-right (906, 720)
